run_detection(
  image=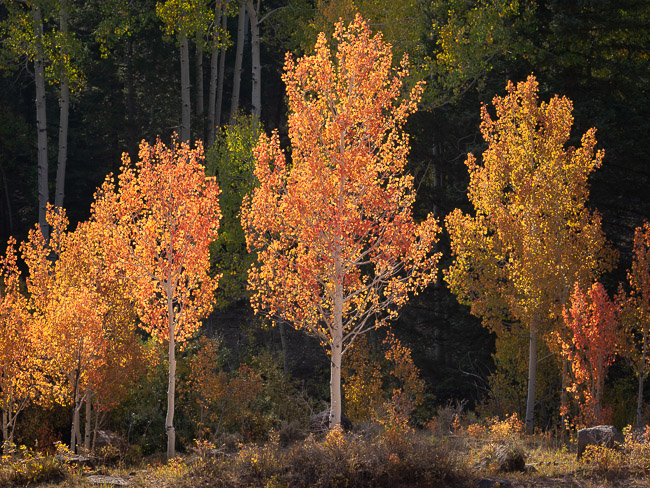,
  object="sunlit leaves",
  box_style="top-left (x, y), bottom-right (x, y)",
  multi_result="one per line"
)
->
top-left (556, 282), bottom-right (619, 426)
top-left (446, 75), bottom-right (614, 335)
top-left (92, 135), bottom-right (221, 344)
top-left (242, 14), bottom-right (440, 347)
